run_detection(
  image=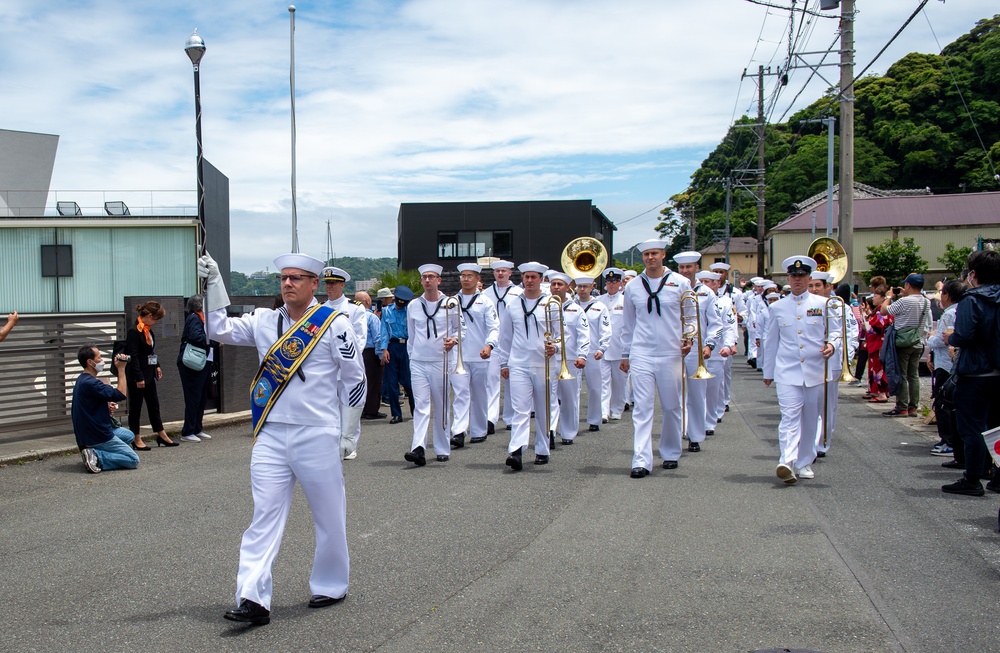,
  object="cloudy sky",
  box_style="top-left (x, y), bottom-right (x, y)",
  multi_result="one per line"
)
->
top-left (1, 1), bottom-right (990, 273)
